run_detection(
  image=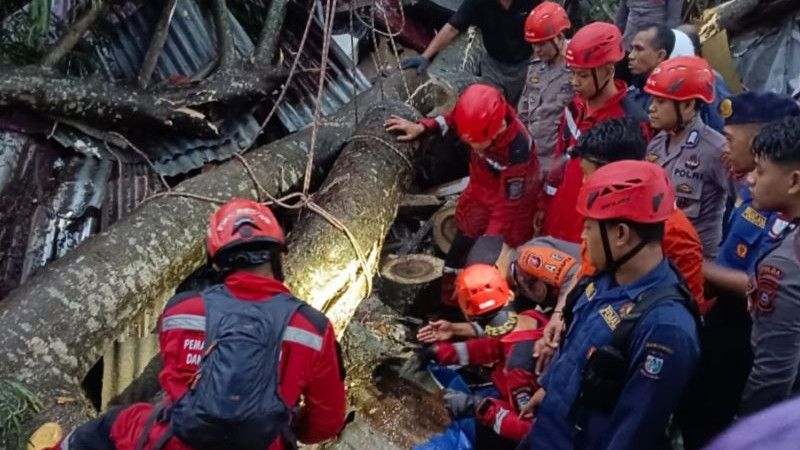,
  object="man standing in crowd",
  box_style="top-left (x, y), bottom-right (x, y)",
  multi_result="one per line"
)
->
top-left (540, 21), bottom-right (649, 243)
top-left (385, 84), bottom-right (540, 315)
top-left (740, 116), bottom-right (800, 416)
top-left (686, 93), bottom-right (800, 448)
top-left (533, 118), bottom-right (705, 375)
top-left (517, 1), bottom-right (573, 171)
top-left (645, 56), bottom-right (733, 258)
top-left (615, 0), bottom-right (682, 48)
top-left (520, 160), bottom-right (700, 450)
top-left (628, 24), bottom-right (726, 132)
top-left (402, 0), bottom-right (541, 104)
